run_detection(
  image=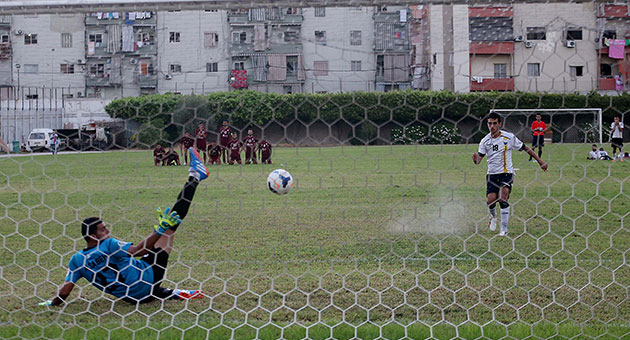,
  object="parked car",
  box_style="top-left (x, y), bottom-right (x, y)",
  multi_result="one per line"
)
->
top-left (26, 128), bottom-right (54, 152)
